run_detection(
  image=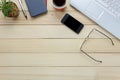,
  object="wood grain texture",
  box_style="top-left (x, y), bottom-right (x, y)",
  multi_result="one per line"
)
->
top-left (0, 25), bottom-right (114, 38)
top-left (0, 0), bottom-right (119, 80)
top-left (0, 67), bottom-right (119, 80)
top-left (0, 39), bottom-right (119, 52)
top-left (0, 53), bottom-right (119, 66)
top-left (0, 11), bottom-right (95, 25)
